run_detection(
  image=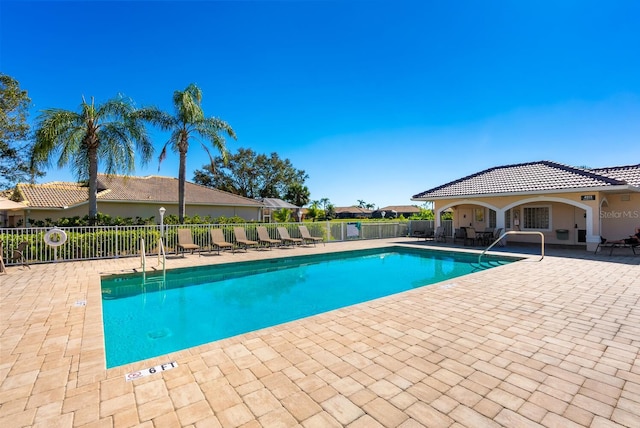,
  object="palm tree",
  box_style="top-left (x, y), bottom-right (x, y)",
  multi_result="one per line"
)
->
top-left (147, 83), bottom-right (236, 223)
top-left (31, 95), bottom-right (153, 225)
